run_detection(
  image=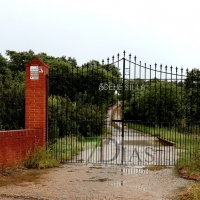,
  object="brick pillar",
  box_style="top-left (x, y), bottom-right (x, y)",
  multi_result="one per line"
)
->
top-left (25, 58), bottom-right (49, 145)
